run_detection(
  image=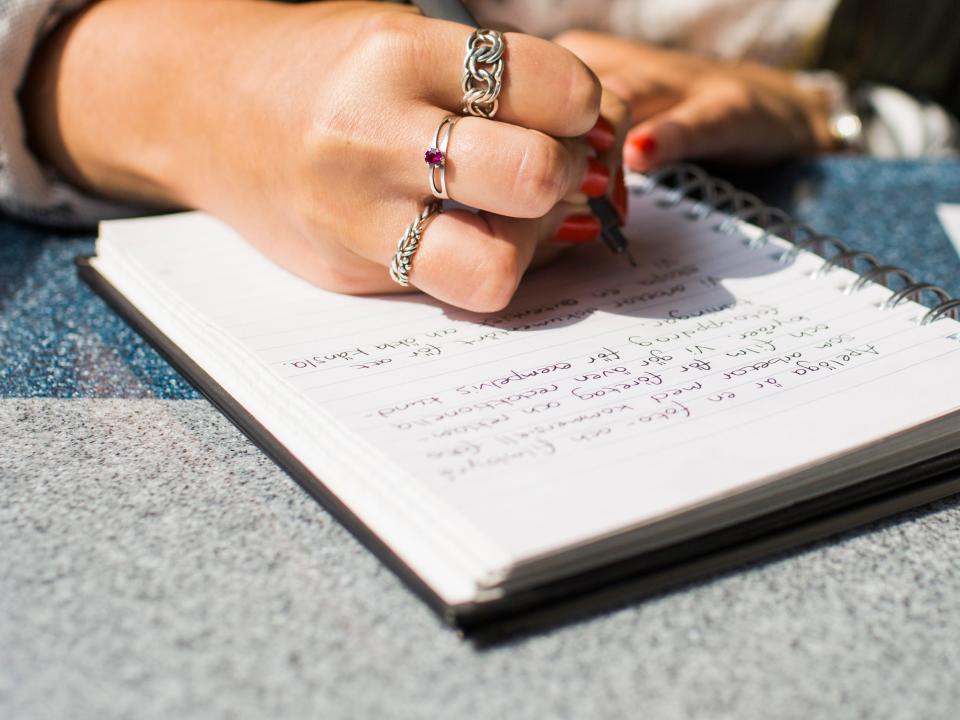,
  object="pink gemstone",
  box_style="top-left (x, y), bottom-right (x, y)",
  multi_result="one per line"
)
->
top-left (424, 148), bottom-right (444, 167)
